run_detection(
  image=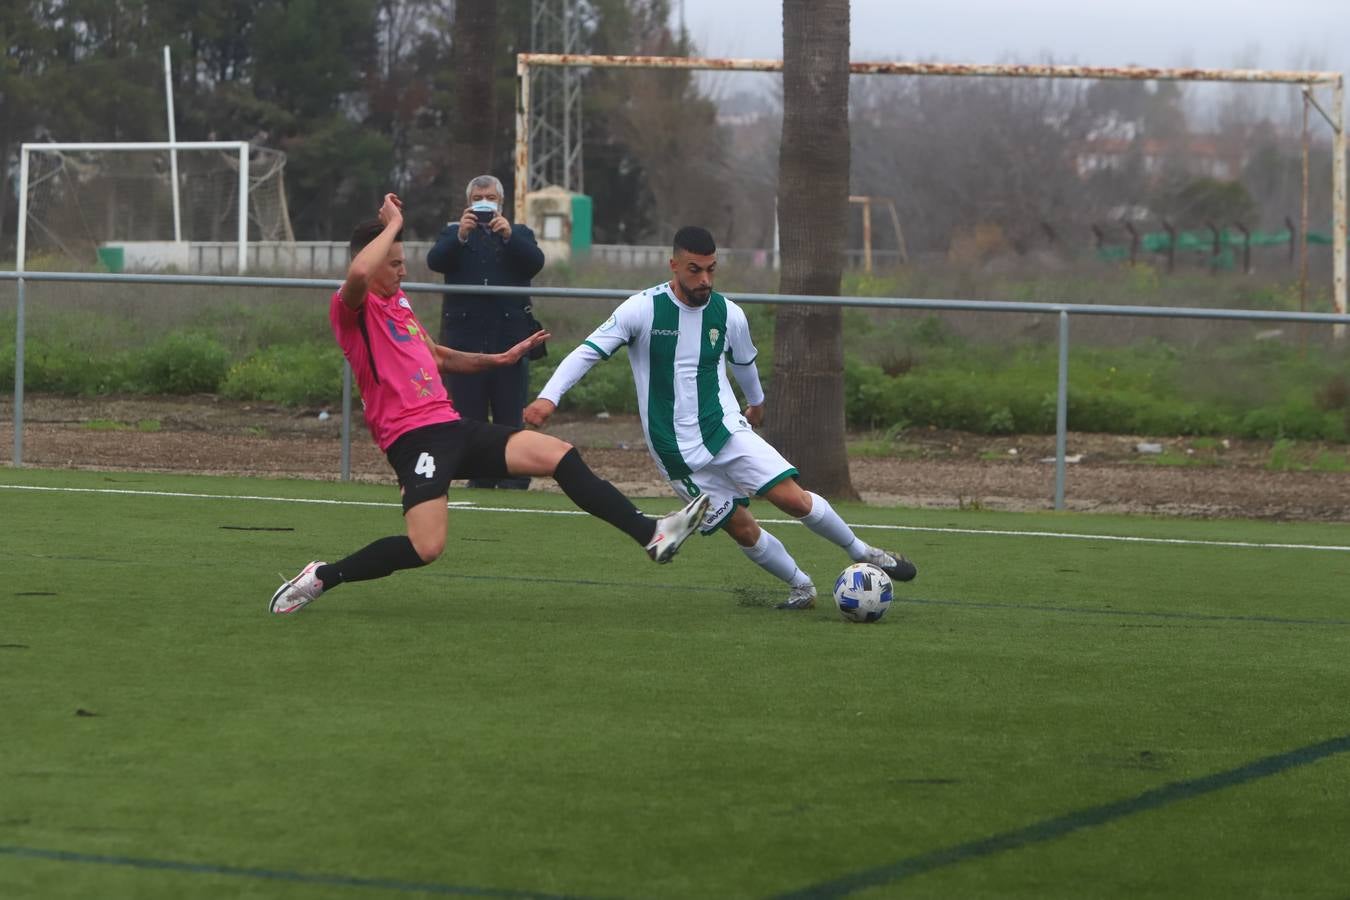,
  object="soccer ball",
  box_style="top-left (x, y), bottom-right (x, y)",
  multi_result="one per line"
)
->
top-left (832, 563), bottom-right (893, 623)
